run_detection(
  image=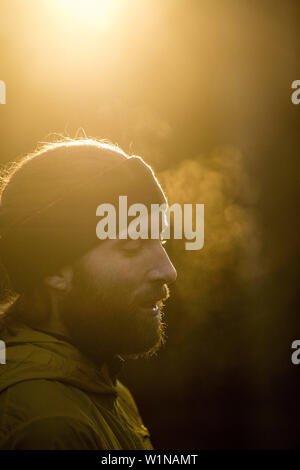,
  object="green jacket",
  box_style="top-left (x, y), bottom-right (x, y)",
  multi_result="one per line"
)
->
top-left (0, 316), bottom-right (153, 450)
